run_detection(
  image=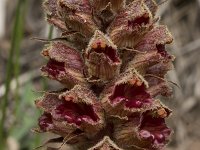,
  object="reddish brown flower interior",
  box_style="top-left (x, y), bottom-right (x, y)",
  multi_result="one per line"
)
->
top-left (128, 15), bottom-right (150, 28)
top-left (41, 59), bottom-right (65, 77)
top-left (53, 100), bottom-right (99, 126)
top-left (156, 44), bottom-right (172, 59)
top-left (89, 41), bottom-right (120, 63)
top-left (39, 113), bottom-right (54, 131)
top-left (139, 112), bottom-right (171, 144)
top-left (109, 83), bottom-right (152, 108)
